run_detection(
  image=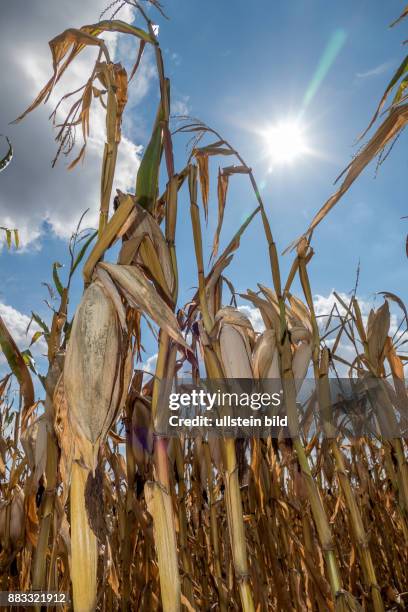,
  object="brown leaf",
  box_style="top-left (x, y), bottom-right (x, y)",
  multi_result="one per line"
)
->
top-left (390, 5), bottom-right (408, 27)
top-left (195, 152), bottom-right (209, 221)
top-left (106, 540), bottom-right (120, 597)
top-left (212, 169), bottom-right (229, 260)
top-left (286, 104), bottom-right (408, 252)
top-left (0, 316), bottom-right (34, 419)
top-left (53, 376), bottom-right (74, 503)
top-left (367, 301), bottom-right (390, 369)
top-left (97, 263), bottom-right (188, 350)
top-left (129, 40), bottom-right (146, 82)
